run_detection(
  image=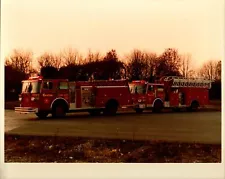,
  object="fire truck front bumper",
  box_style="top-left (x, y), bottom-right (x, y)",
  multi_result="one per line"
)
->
top-left (15, 107), bottom-right (38, 114)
